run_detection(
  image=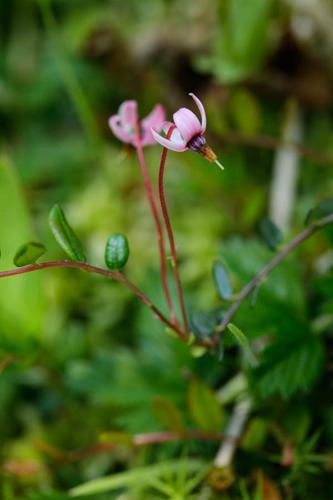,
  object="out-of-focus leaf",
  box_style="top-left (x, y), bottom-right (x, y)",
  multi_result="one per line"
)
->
top-left (6, 0), bottom-right (38, 82)
top-left (190, 346), bottom-right (207, 358)
top-left (24, 492), bottom-right (71, 500)
top-left (0, 156), bottom-right (45, 335)
top-left (227, 323), bottom-right (258, 367)
top-left (99, 431), bottom-right (133, 447)
top-left (190, 309), bottom-right (224, 340)
top-left (69, 459), bottom-right (205, 497)
top-left (13, 242), bottom-right (46, 267)
top-left (220, 237), bottom-right (306, 338)
top-left (152, 397), bottom-right (184, 432)
top-left (196, 0), bottom-right (274, 83)
top-left (283, 405), bottom-right (311, 445)
top-left (253, 332), bottom-right (324, 399)
top-left (213, 260), bottom-right (233, 300)
top-left (229, 89), bottom-right (261, 134)
top-left (188, 378), bottom-right (224, 432)
top-left (104, 234), bottom-right (129, 270)
top-left (305, 197), bottom-right (333, 225)
top-left (259, 218), bottom-right (283, 251)
top-left (49, 204), bottom-right (86, 263)
top-left (241, 418), bottom-right (268, 451)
